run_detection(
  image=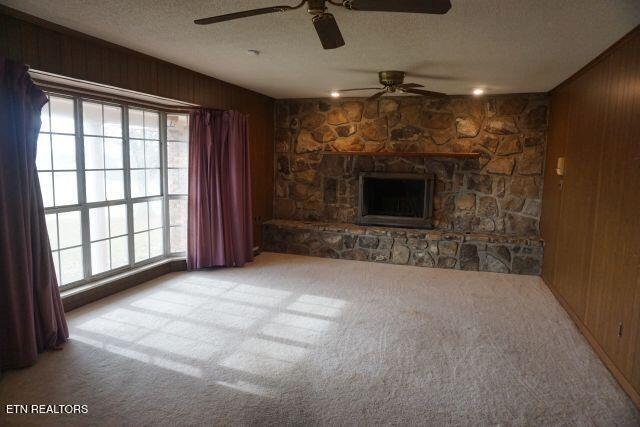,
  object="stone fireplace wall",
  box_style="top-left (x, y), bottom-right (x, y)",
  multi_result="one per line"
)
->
top-left (274, 94), bottom-right (548, 235)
